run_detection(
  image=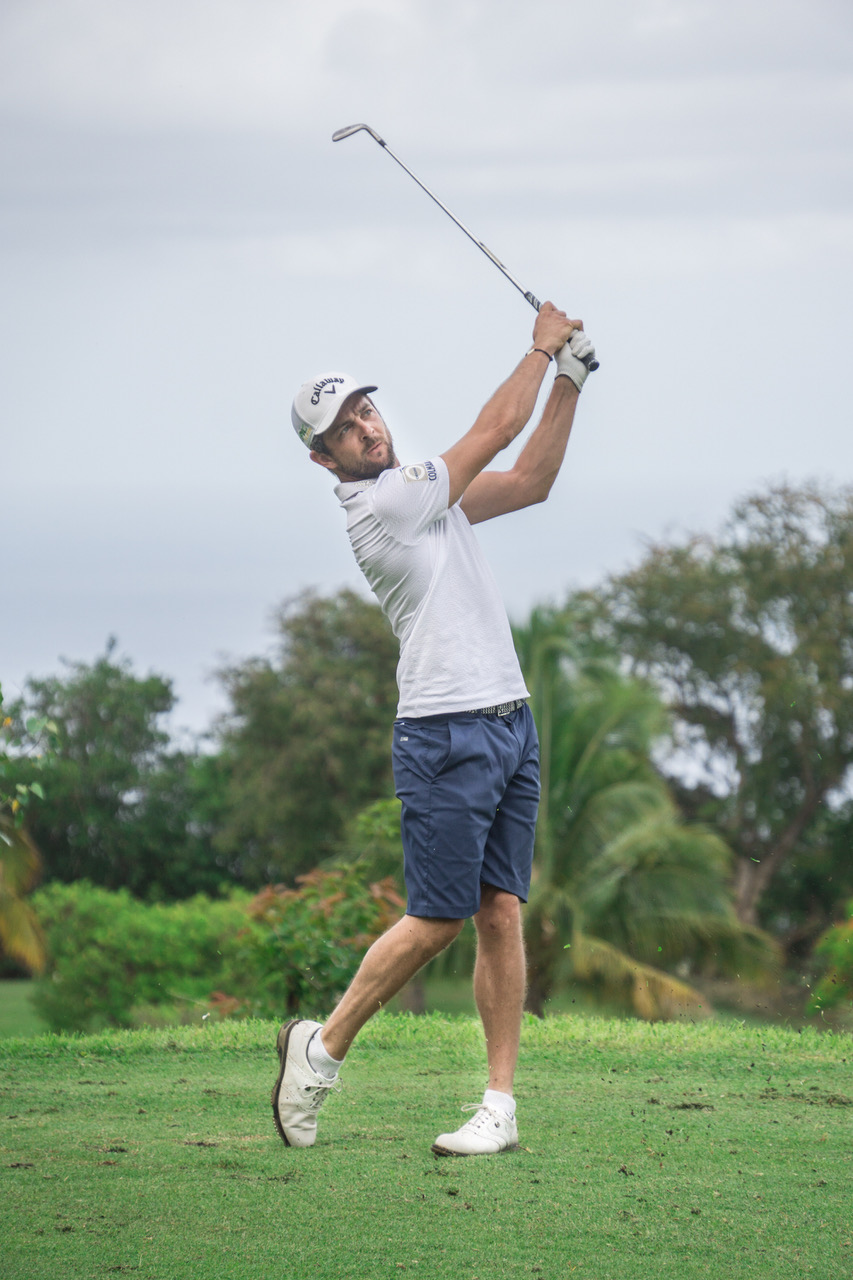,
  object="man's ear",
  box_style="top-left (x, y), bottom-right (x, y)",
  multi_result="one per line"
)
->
top-left (309, 449), bottom-right (337, 473)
